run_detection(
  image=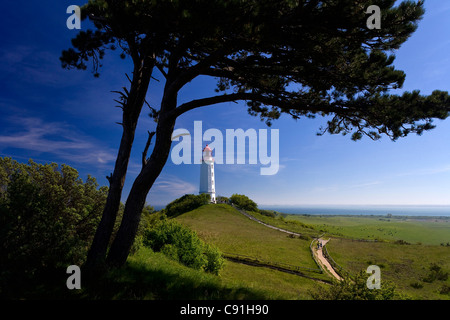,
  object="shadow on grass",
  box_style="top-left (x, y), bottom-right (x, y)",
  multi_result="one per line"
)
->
top-left (82, 249), bottom-right (274, 300)
top-left (80, 262), bottom-right (268, 300)
top-left (2, 250), bottom-right (271, 300)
